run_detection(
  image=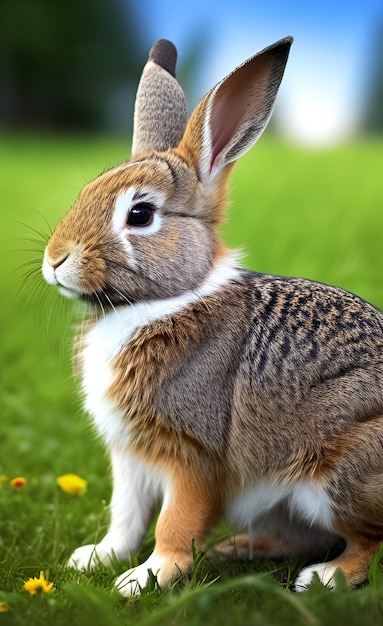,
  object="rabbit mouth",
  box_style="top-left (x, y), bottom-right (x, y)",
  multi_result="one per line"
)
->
top-left (55, 283), bottom-right (115, 308)
top-left (58, 286), bottom-right (82, 300)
